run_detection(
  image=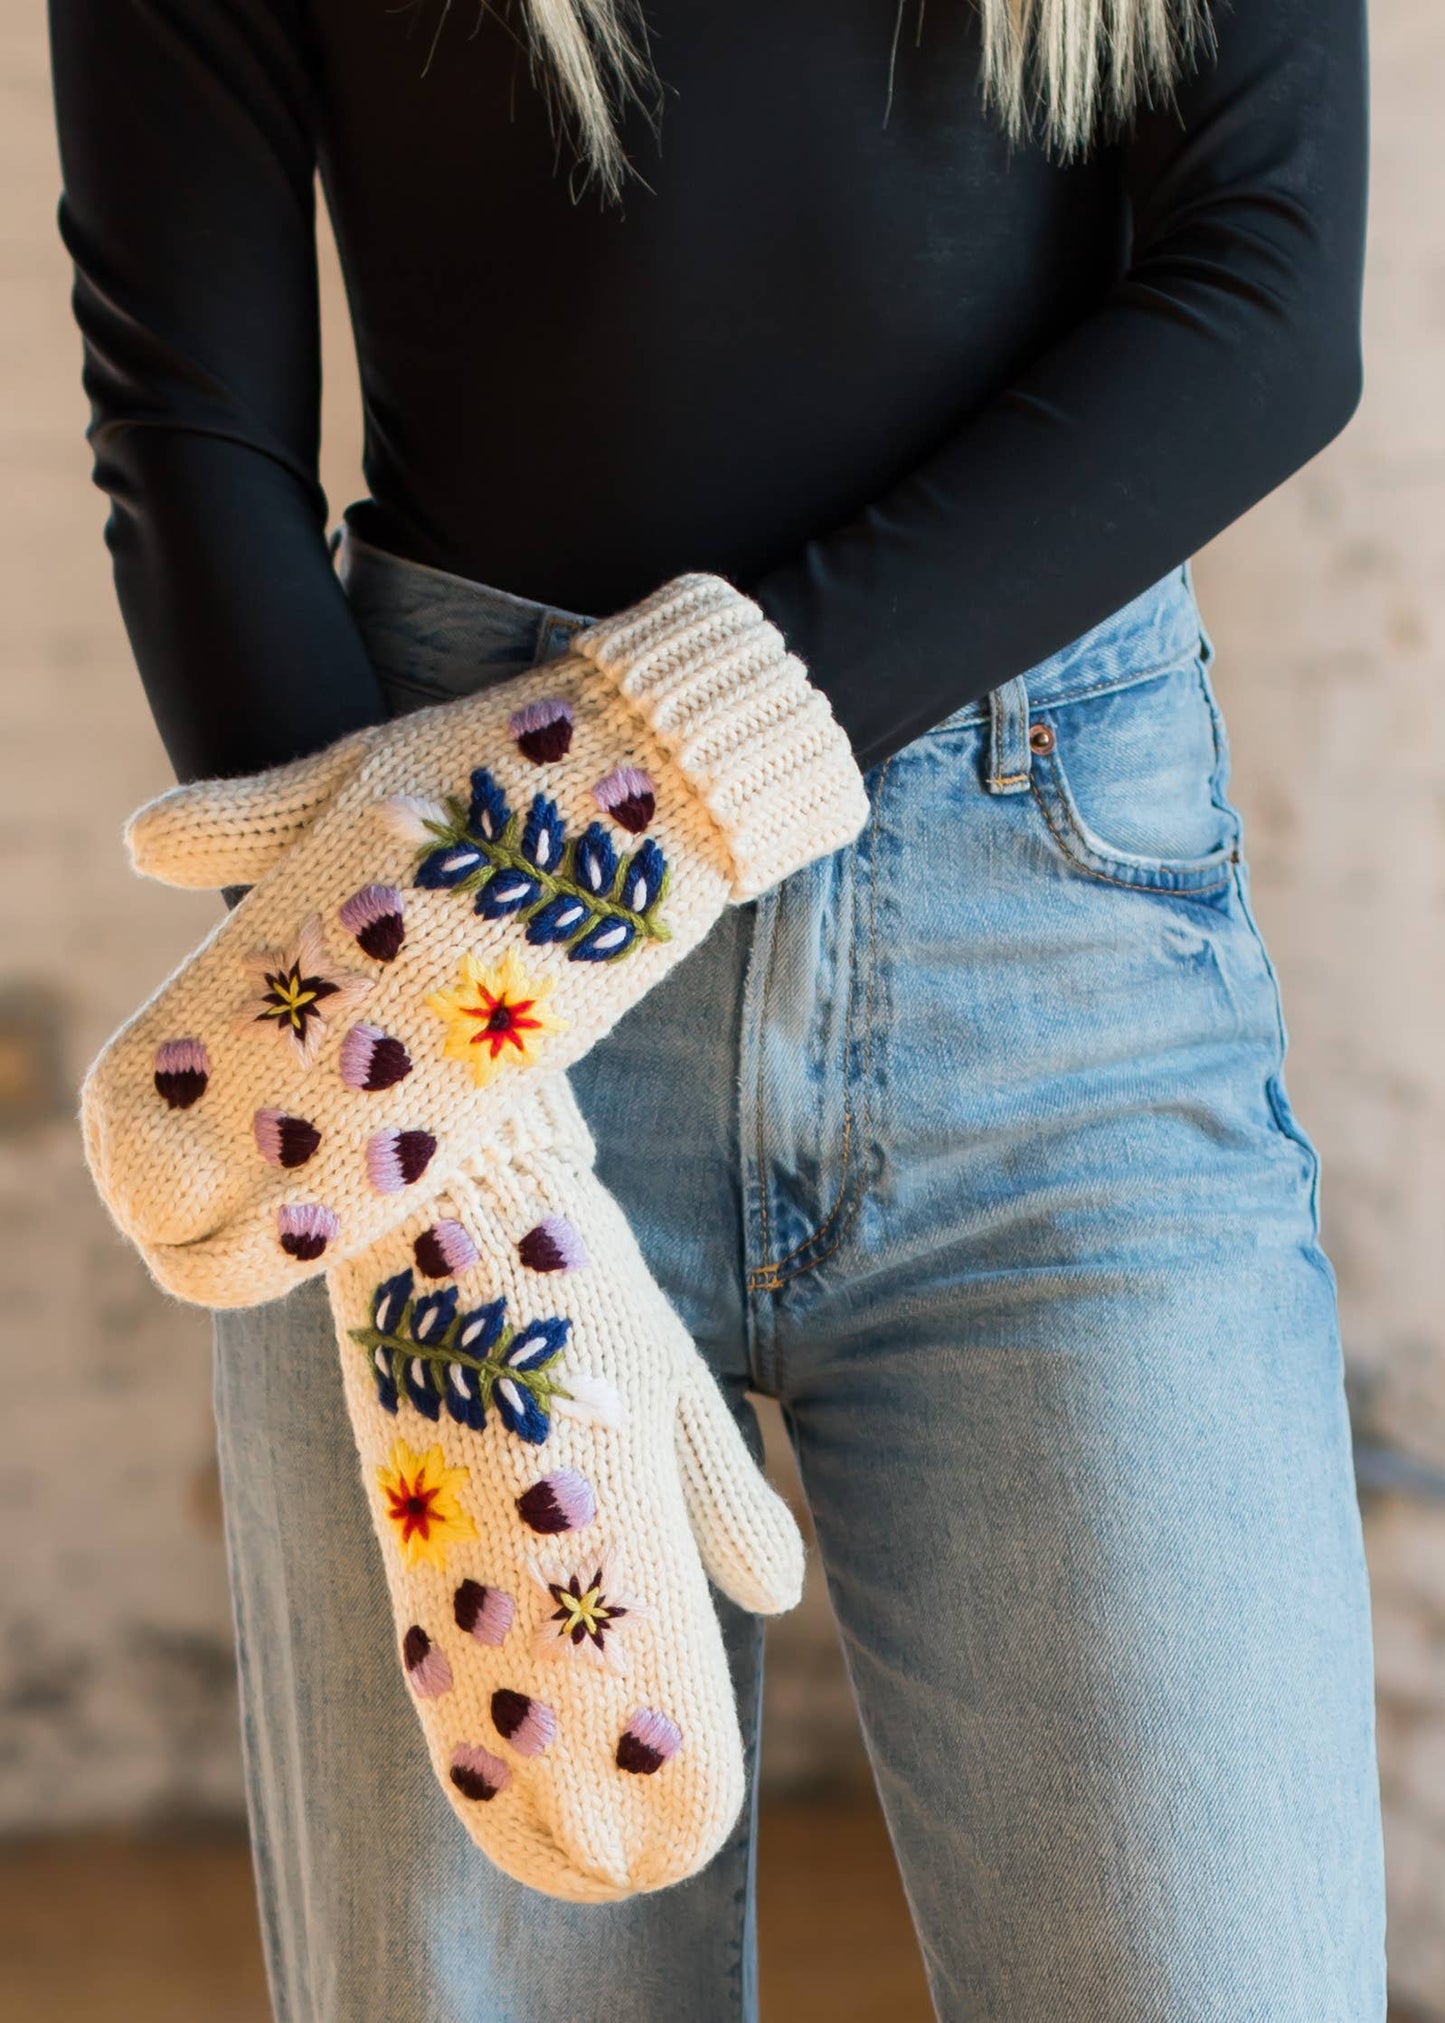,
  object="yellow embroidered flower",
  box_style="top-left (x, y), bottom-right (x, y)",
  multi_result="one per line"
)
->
top-left (426, 948), bottom-right (566, 1088)
top-left (376, 1441), bottom-right (477, 1571)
